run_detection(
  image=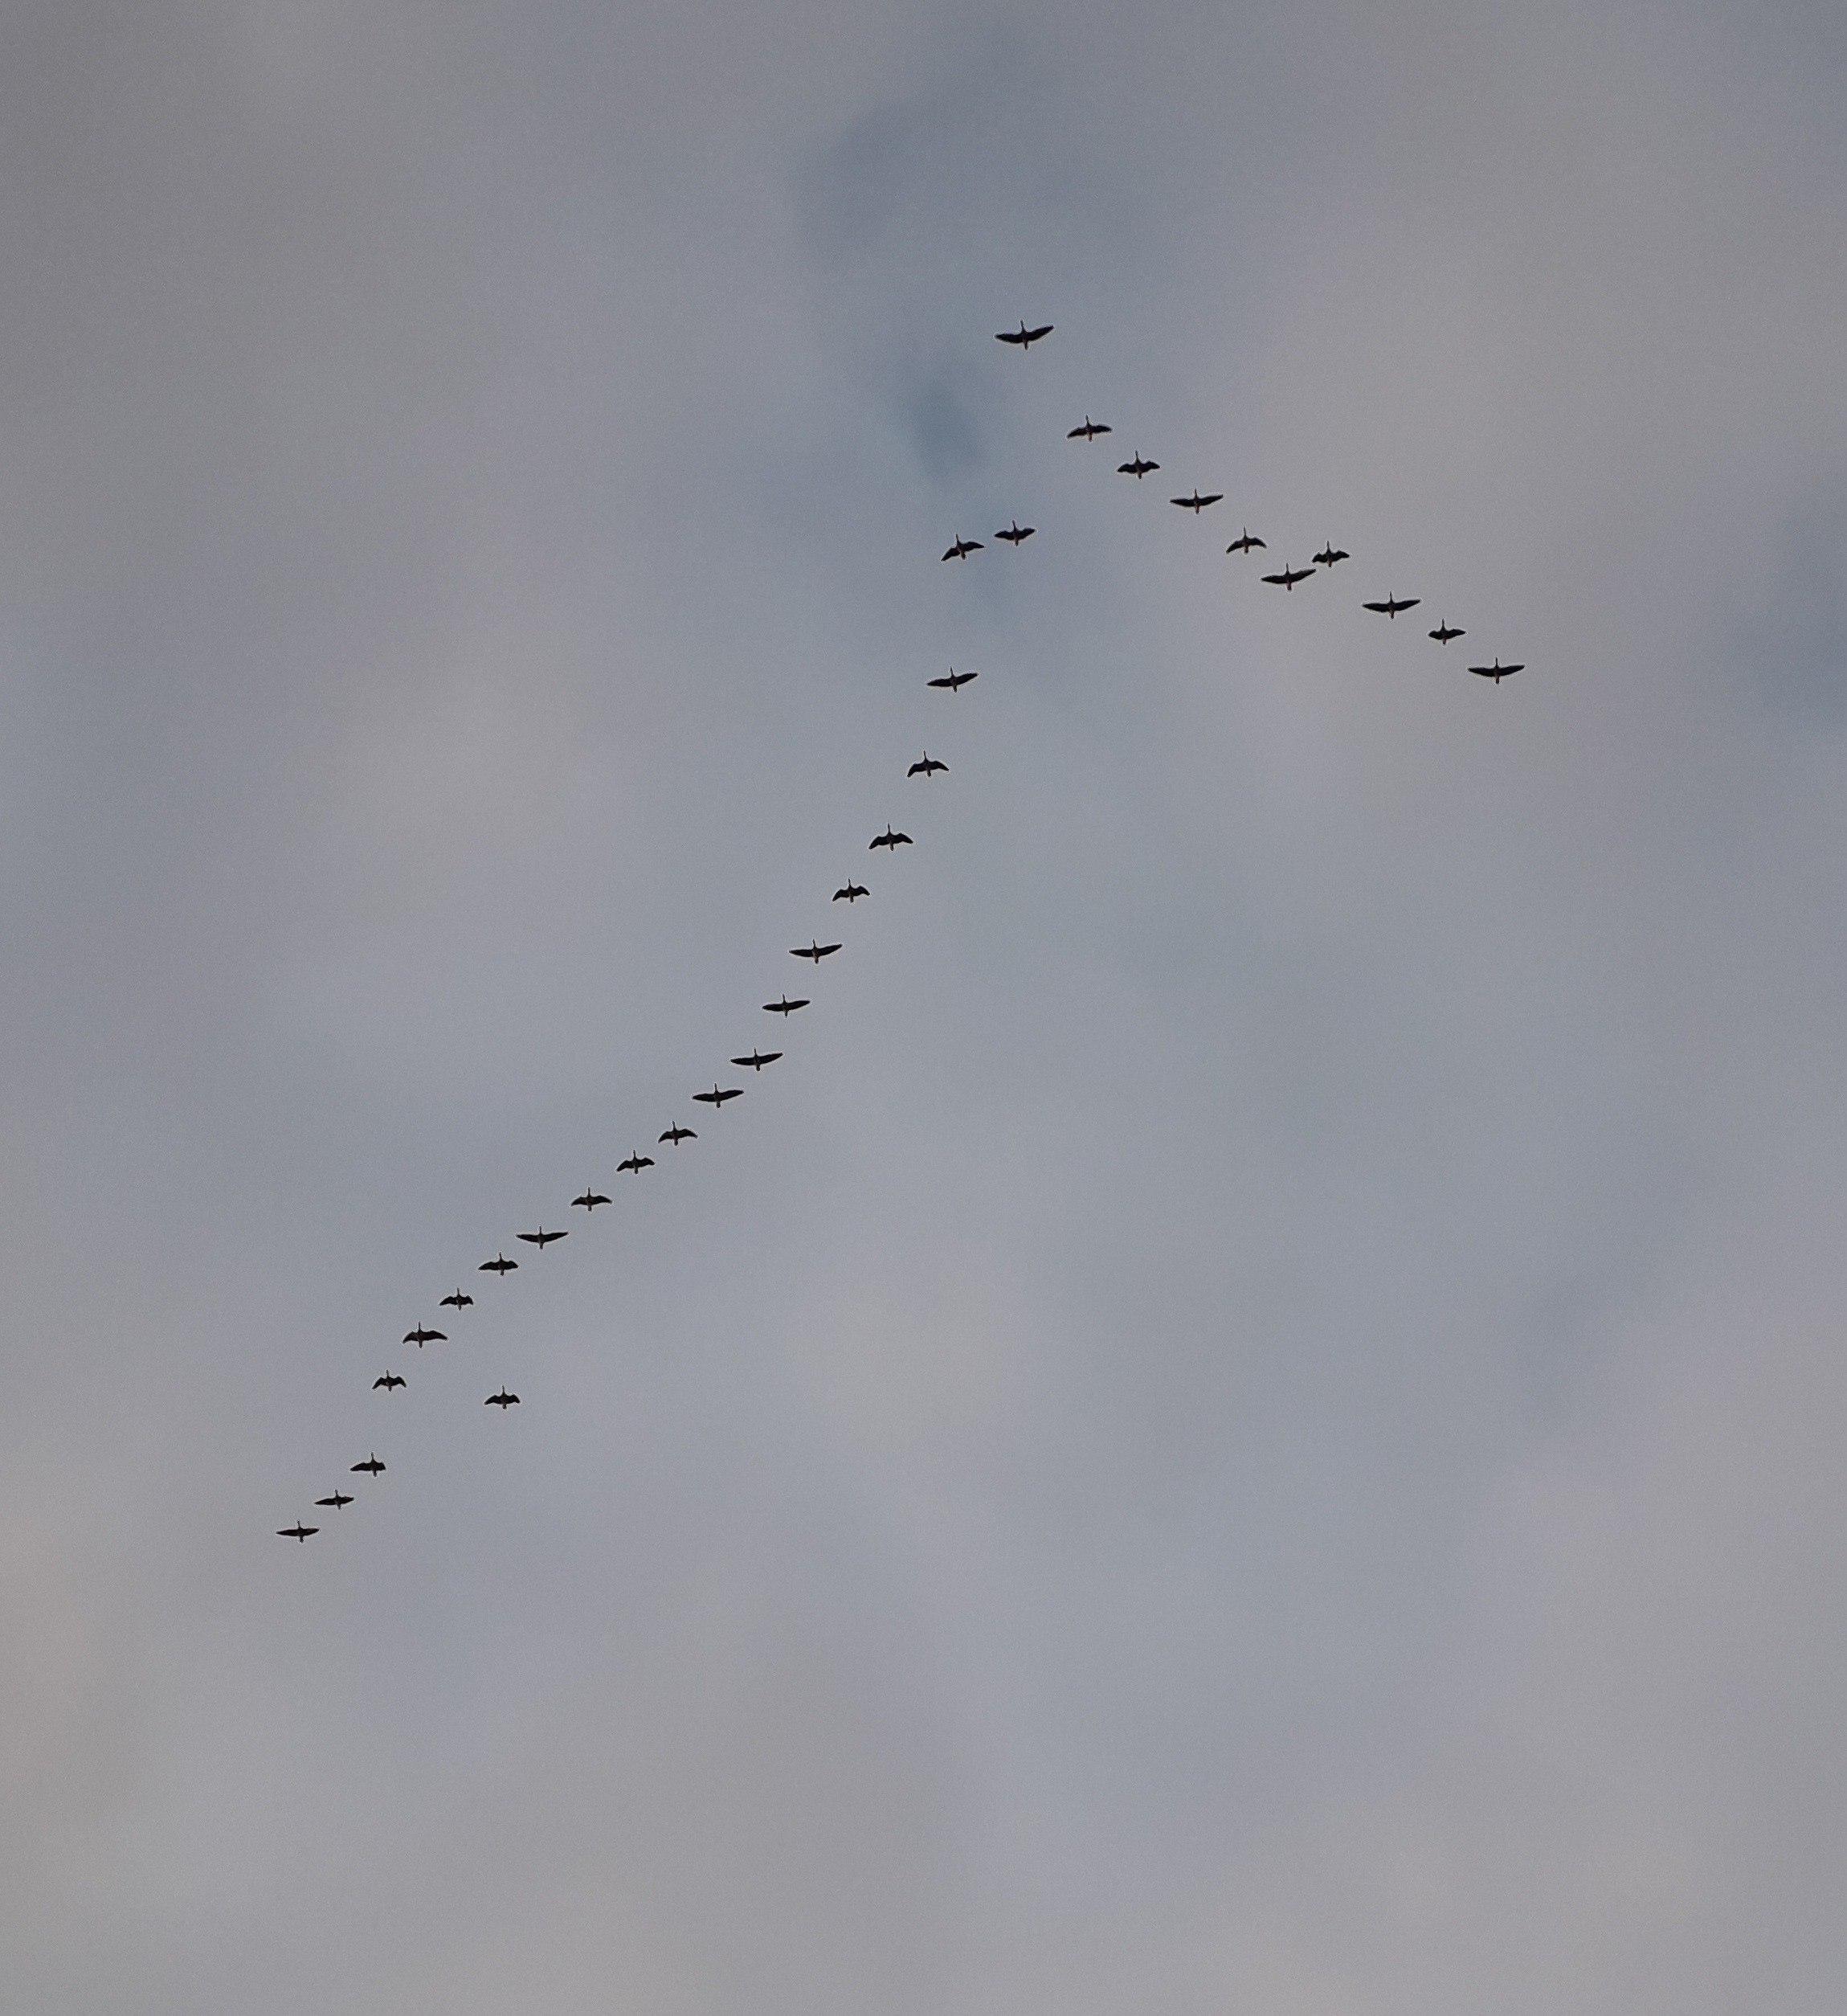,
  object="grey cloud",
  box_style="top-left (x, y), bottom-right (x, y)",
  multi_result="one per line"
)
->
top-left (1730, 480), bottom-right (1847, 725)
top-left (4, 2), bottom-right (1847, 2013)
